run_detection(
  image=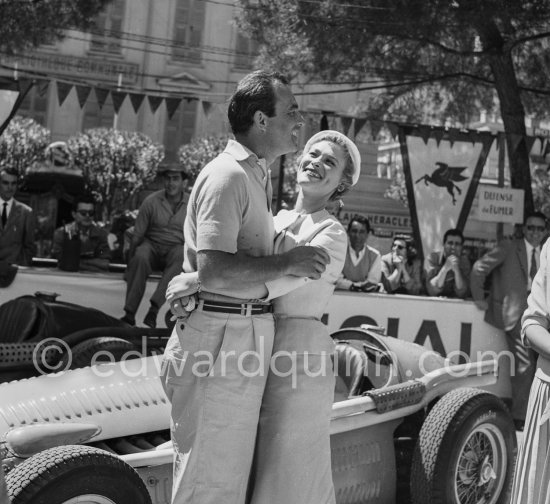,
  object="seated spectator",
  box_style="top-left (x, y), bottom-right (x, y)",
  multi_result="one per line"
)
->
top-left (424, 228), bottom-right (470, 298)
top-left (336, 215), bottom-right (382, 292)
top-left (120, 163), bottom-right (188, 328)
top-left (52, 196), bottom-right (110, 272)
top-left (381, 235), bottom-right (423, 294)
